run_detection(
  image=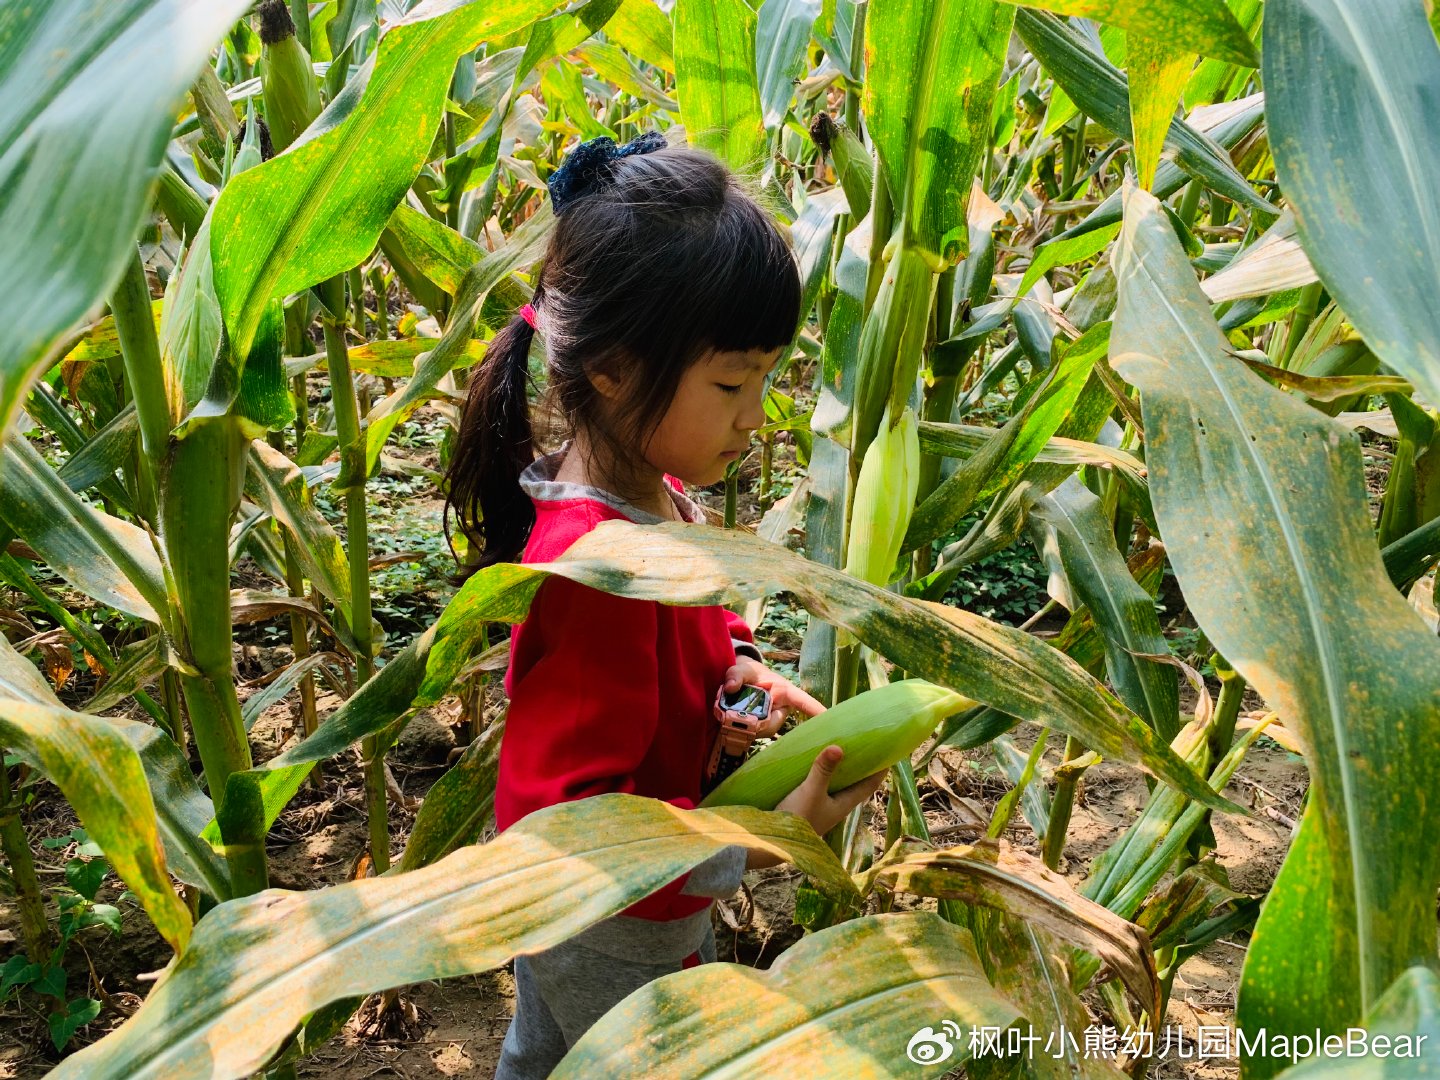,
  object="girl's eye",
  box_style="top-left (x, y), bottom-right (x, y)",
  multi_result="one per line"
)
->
top-left (718, 383), bottom-right (743, 395)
